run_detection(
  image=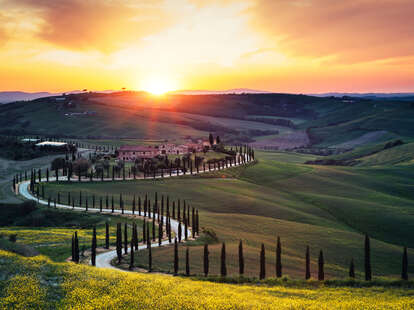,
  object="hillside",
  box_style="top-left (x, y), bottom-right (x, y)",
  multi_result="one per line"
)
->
top-left (1, 92), bottom-right (414, 150)
top-left (40, 150), bottom-right (414, 279)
